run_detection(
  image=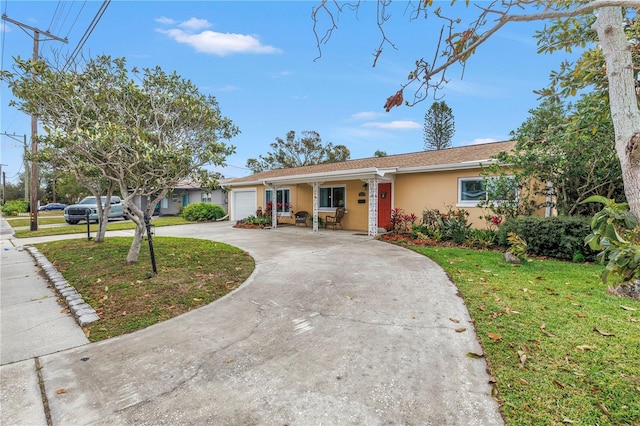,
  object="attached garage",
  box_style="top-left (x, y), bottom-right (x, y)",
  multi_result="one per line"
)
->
top-left (231, 189), bottom-right (256, 221)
